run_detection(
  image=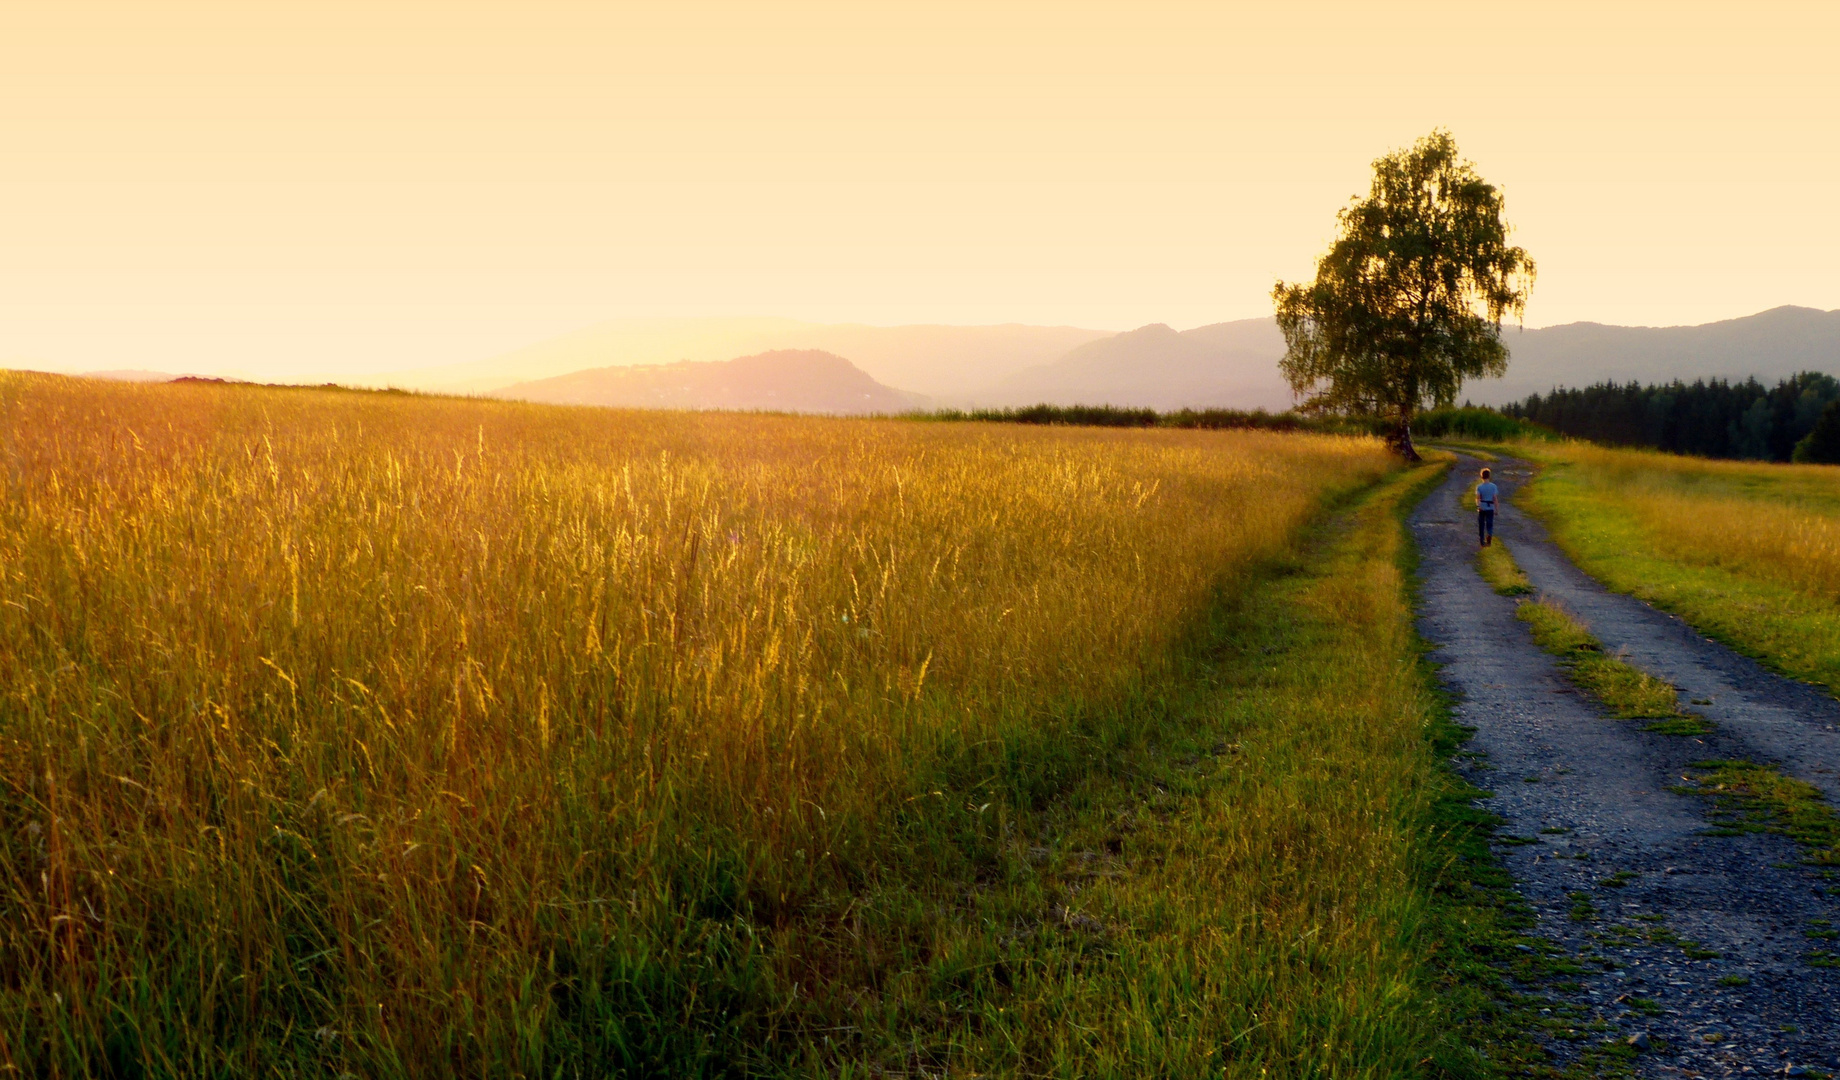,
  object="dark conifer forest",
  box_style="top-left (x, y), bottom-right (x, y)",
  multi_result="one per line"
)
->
top-left (1499, 372), bottom-right (1840, 462)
